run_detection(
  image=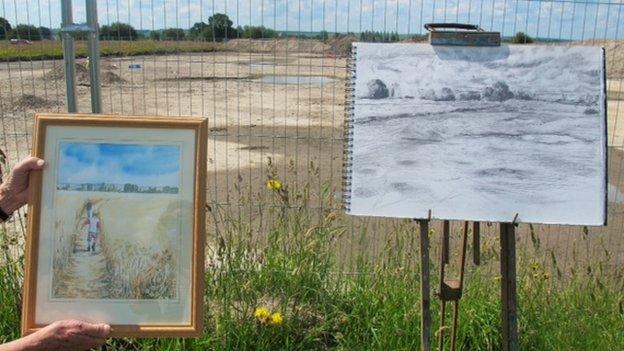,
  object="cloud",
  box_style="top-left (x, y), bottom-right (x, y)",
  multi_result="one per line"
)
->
top-left (58, 142), bottom-right (181, 187)
top-left (1, 0), bottom-right (623, 40)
